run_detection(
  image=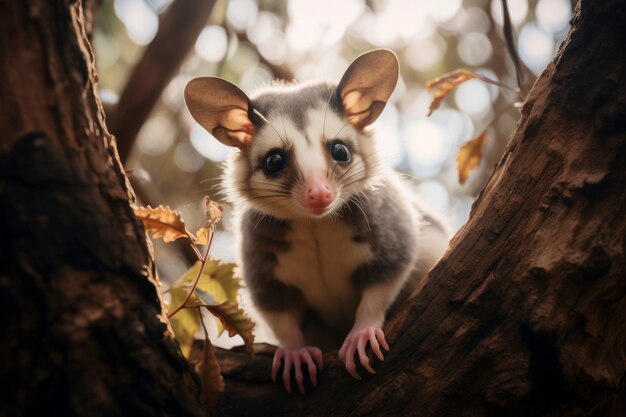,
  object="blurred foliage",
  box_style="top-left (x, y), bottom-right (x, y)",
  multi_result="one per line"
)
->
top-left (94, 0), bottom-right (573, 286)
